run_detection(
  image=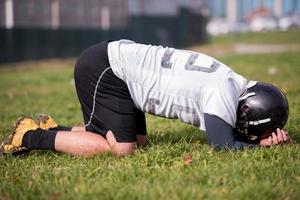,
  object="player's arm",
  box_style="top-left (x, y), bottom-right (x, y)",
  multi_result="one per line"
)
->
top-left (135, 109), bottom-right (148, 148)
top-left (204, 114), bottom-right (291, 150)
top-left (204, 113), bottom-right (257, 150)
